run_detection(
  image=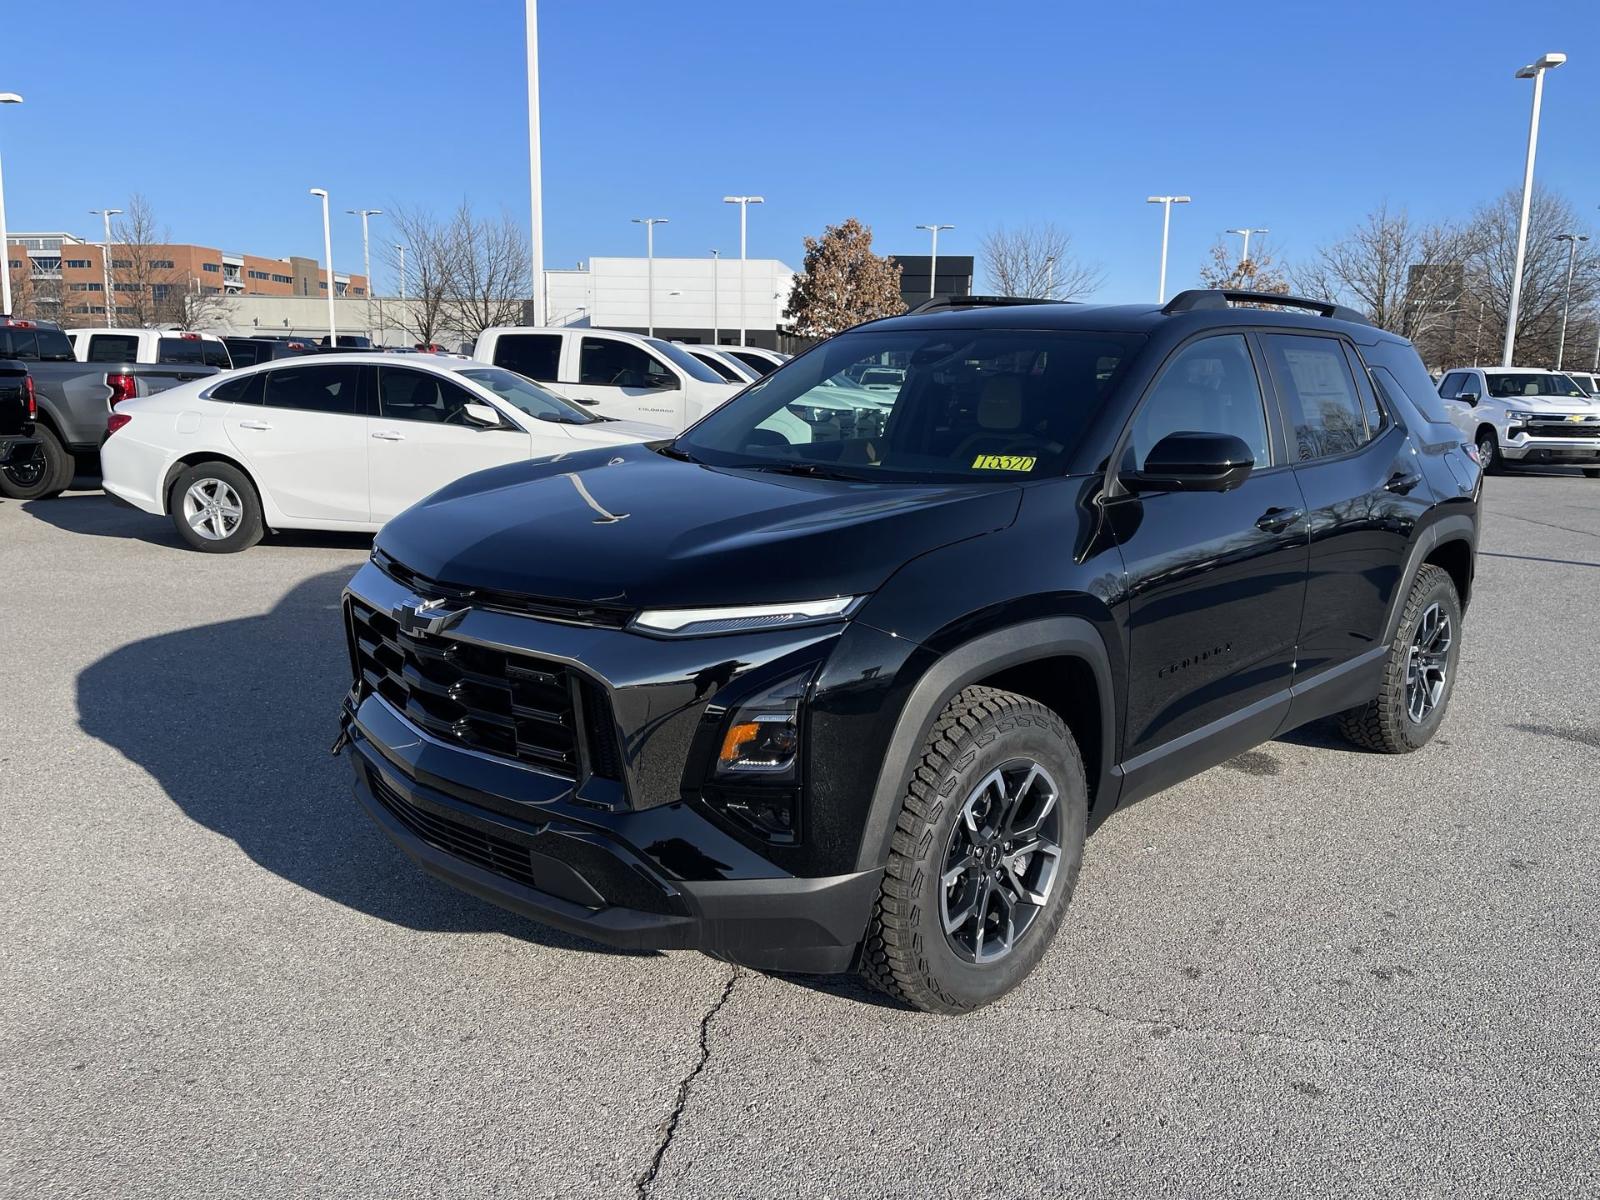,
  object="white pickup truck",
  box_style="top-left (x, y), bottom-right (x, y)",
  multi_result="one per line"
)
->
top-left (1436, 365), bottom-right (1600, 478)
top-left (67, 328), bottom-right (233, 371)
